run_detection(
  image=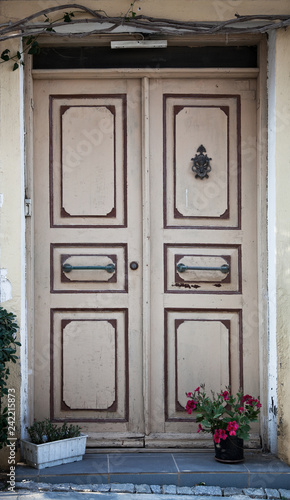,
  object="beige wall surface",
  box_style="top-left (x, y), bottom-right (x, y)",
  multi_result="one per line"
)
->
top-left (1, 0), bottom-right (290, 466)
top-left (1, 0), bottom-right (290, 23)
top-left (275, 28), bottom-right (290, 465)
top-left (0, 38), bottom-right (23, 469)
